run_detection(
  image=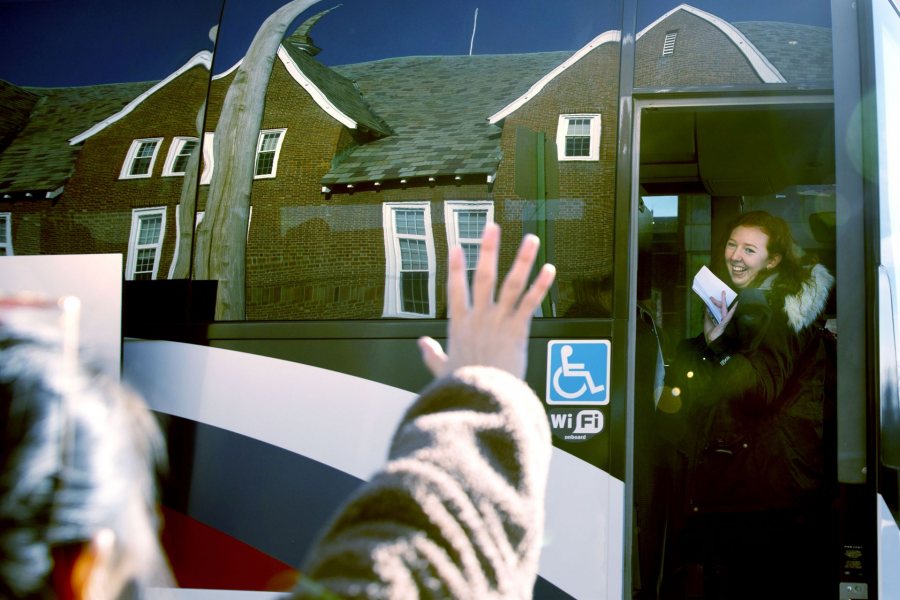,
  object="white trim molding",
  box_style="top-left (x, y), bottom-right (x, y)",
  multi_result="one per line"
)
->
top-left (200, 132), bottom-right (214, 185)
top-left (382, 202), bottom-right (436, 318)
top-left (70, 51), bottom-right (212, 145)
top-left (637, 4), bottom-right (785, 83)
top-left (489, 30), bottom-right (621, 124)
top-left (277, 45), bottom-right (358, 130)
top-left (489, 3), bottom-right (786, 124)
